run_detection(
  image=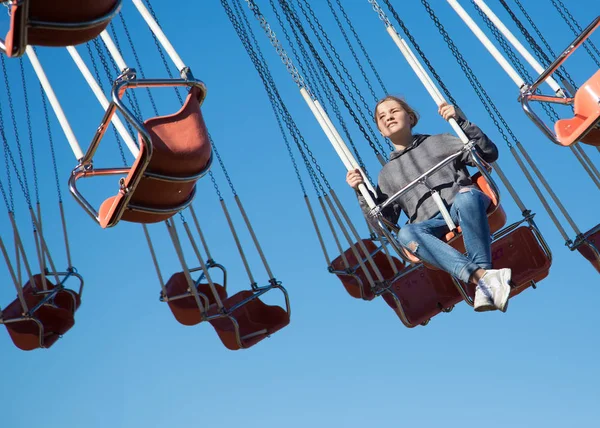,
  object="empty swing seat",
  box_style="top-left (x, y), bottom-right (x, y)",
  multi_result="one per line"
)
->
top-left (382, 267), bottom-right (462, 328)
top-left (164, 272), bottom-right (227, 326)
top-left (576, 226), bottom-right (600, 273)
top-left (2, 275), bottom-right (75, 351)
top-left (208, 290), bottom-right (290, 351)
top-left (97, 86), bottom-right (212, 228)
top-left (330, 238), bottom-right (405, 301)
top-left (464, 226), bottom-right (552, 301)
top-left (3, 0), bottom-right (121, 57)
top-left (555, 69), bottom-right (600, 147)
